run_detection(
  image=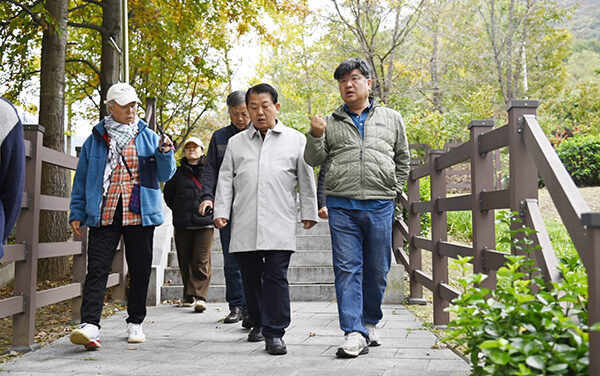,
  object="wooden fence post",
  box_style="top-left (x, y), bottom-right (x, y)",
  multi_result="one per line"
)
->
top-left (71, 146), bottom-right (87, 323)
top-left (145, 97), bottom-right (157, 132)
top-left (430, 149), bottom-right (449, 325)
top-left (469, 120), bottom-right (497, 288)
top-left (582, 213), bottom-right (600, 376)
top-left (406, 168), bottom-right (426, 305)
top-left (507, 100), bottom-right (539, 254)
top-left (11, 125), bottom-right (43, 352)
